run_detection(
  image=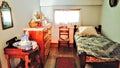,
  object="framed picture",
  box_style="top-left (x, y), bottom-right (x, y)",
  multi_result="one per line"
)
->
top-left (109, 0), bottom-right (118, 7)
top-left (0, 1), bottom-right (13, 30)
